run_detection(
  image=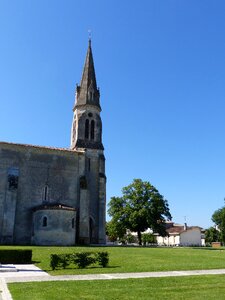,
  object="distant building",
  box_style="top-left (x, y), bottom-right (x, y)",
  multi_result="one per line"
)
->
top-left (0, 40), bottom-right (106, 246)
top-left (155, 222), bottom-right (202, 246)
